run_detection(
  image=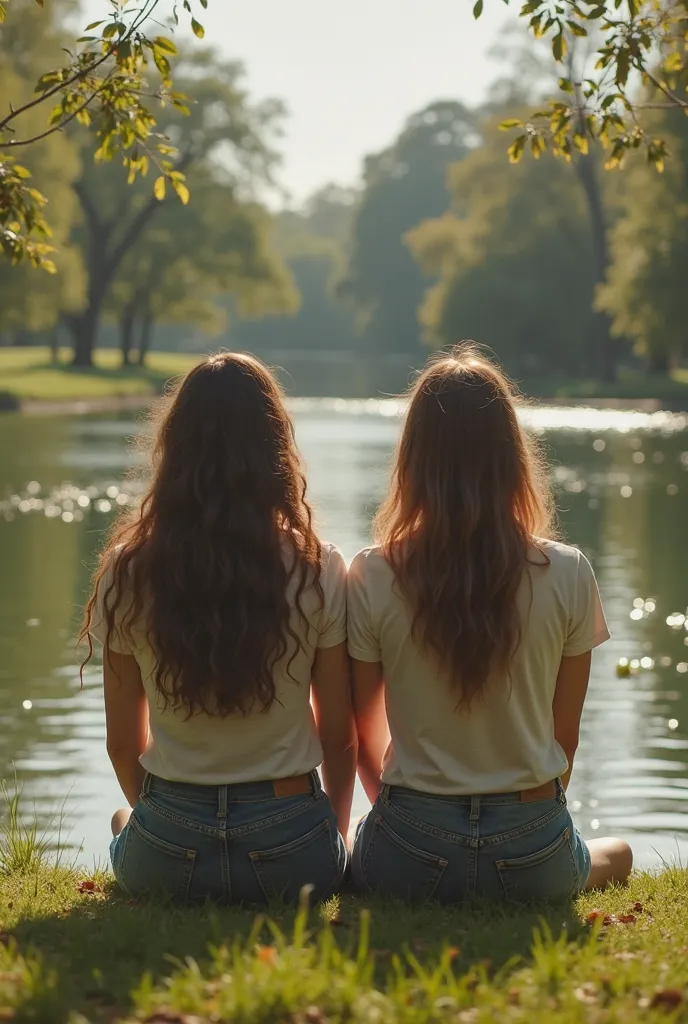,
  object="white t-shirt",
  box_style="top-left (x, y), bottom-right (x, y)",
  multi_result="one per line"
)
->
top-left (91, 541), bottom-right (347, 785)
top-left (347, 539), bottom-right (610, 795)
